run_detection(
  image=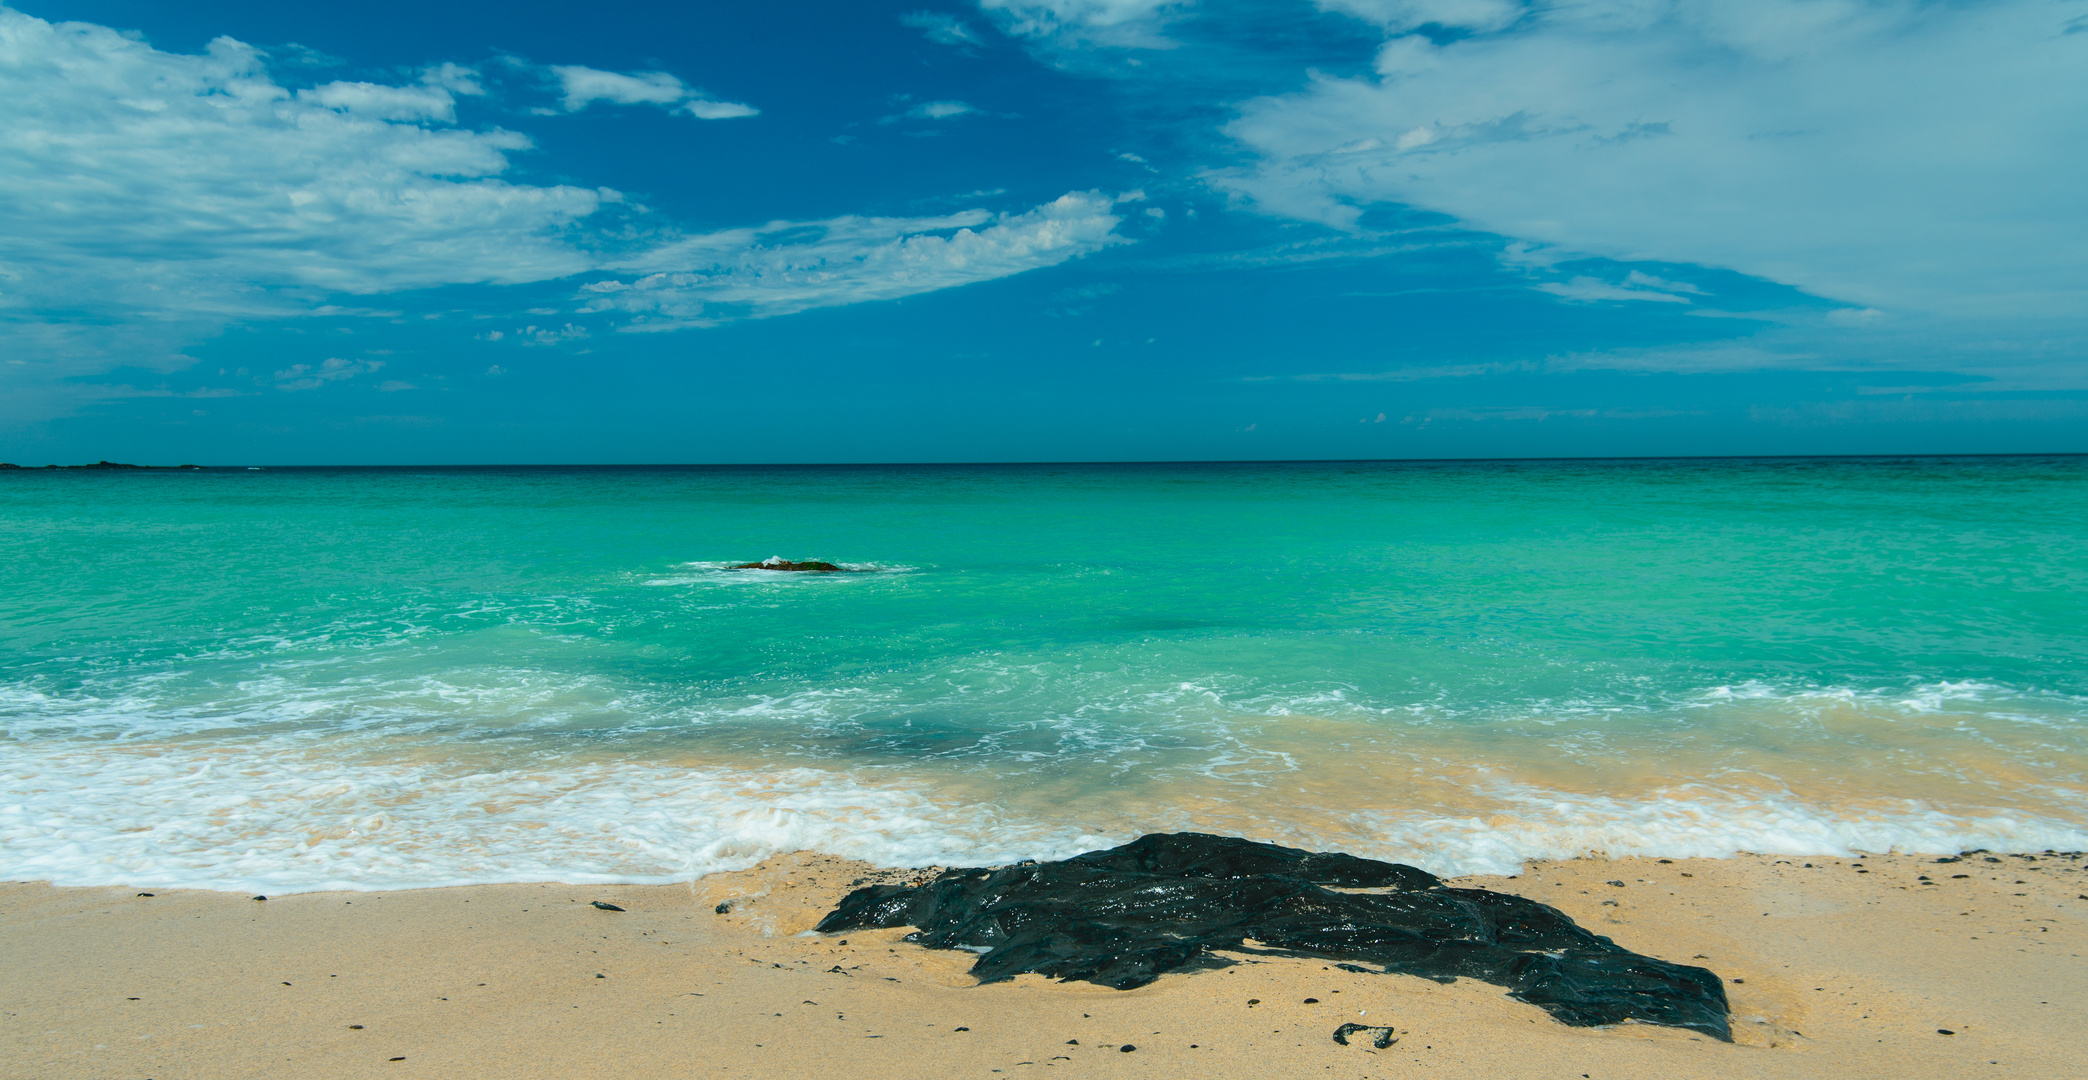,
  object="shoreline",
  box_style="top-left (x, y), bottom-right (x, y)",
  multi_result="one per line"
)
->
top-left (5, 849), bottom-right (2083, 1079)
